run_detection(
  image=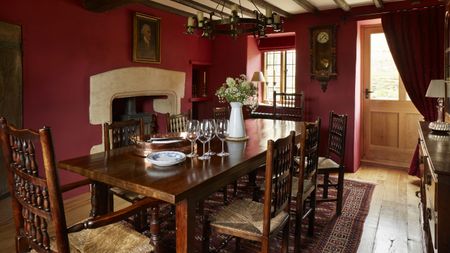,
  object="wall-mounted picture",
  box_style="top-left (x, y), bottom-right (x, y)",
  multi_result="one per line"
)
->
top-left (133, 13), bottom-right (160, 63)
